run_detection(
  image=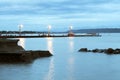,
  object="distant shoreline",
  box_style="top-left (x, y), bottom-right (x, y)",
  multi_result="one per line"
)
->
top-left (1, 28), bottom-right (120, 34)
top-left (72, 28), bottom-right (120, 33)
top-left (0, 34), bottom-right (101, 38)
